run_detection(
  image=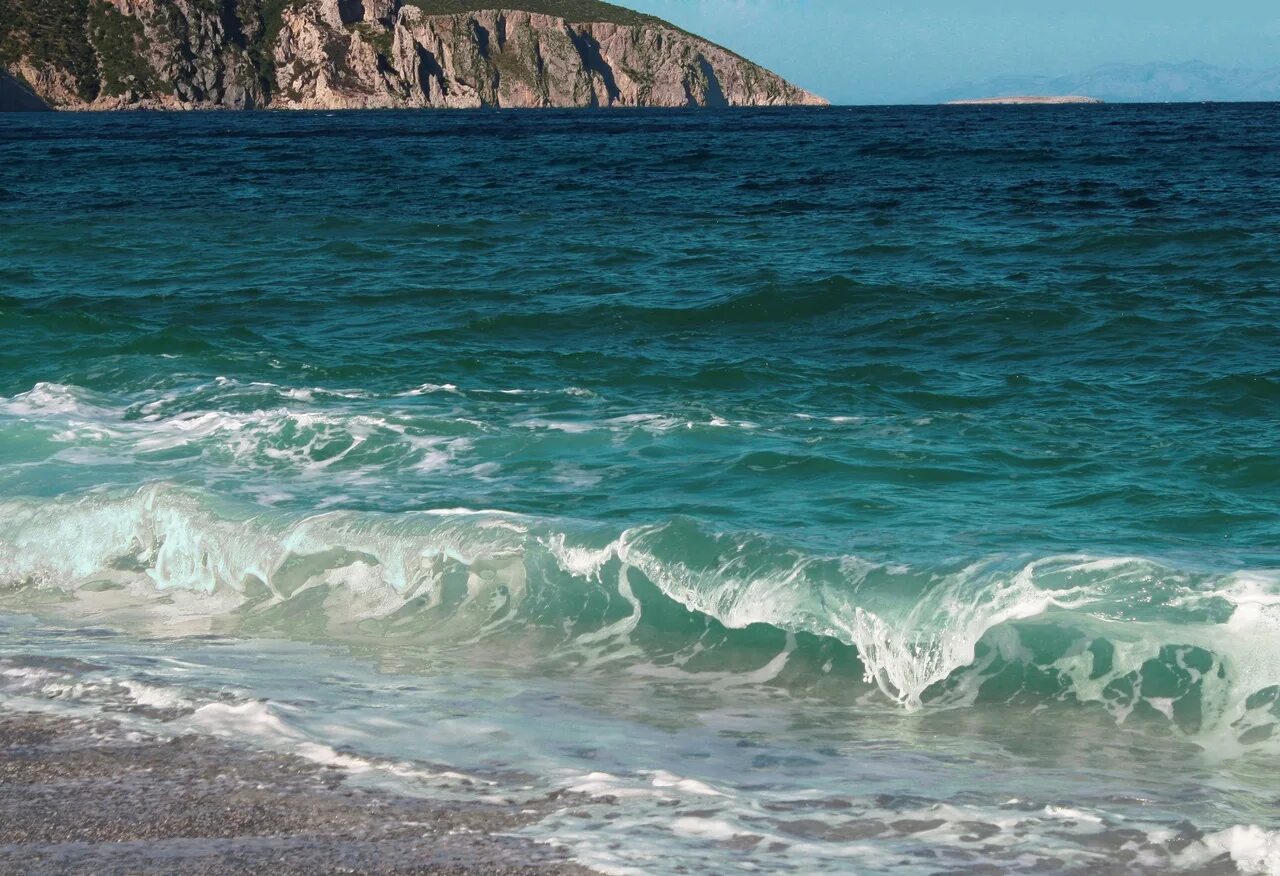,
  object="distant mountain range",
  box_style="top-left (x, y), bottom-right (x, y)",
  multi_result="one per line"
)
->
top-left (928, 61), bottom-right (1280, 104)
